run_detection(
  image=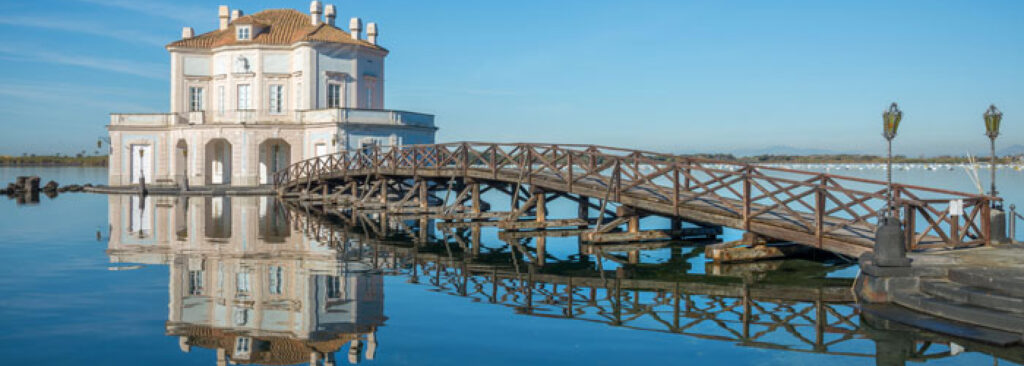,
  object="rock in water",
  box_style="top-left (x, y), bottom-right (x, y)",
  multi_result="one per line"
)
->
top-left (43, 181), bottom-right (59, 192)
